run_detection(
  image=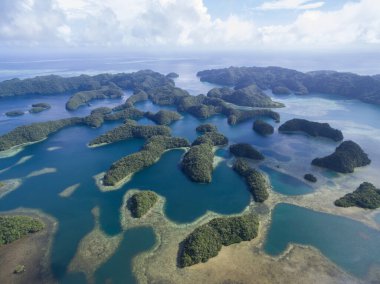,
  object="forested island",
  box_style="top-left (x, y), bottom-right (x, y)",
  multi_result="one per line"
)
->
top-left (334, 182), bottom-right (380, 209)
top-left (0, 215), bottom-right (44, 245)
top-left (128, 191), bottom-right (158, 218)
top-left (312, 141), bottom-right (371, 173)
top-left (5, 110), bottom-right (24, 117)
top-left (29, 103), bottom-right (51, 113)
top-left (253, 120), bottom-right (274, 136)
top-left (279, 119), bottom-right (343, 141)
top-left (144, 110), bottom-right (182, 125)
top-left (179, 214), bottom-right (259, 267)
top-left (196, 123), bottom-right (218, 133)
top-left (197, 66), bottom-right (380, 105)
top-left (304, 174), bottom-right (317, 183)
top-left (229, 143), bottom-right (264, 160)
